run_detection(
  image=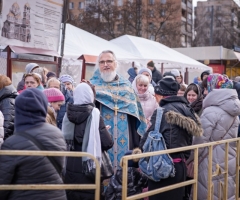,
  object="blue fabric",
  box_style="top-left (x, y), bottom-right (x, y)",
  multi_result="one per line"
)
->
top-left (101, 105), bottom-right (129, 167)
top-left (57, 87), bottom-right (73, 130)
top-left (14, 88), bottom-right (48, 132)
top-left (139, 107), bottom-right (175, 182)
top-left (128, 68), bottom-right (137, 83)
top-left (90, 69), bottom-right (147, 136)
